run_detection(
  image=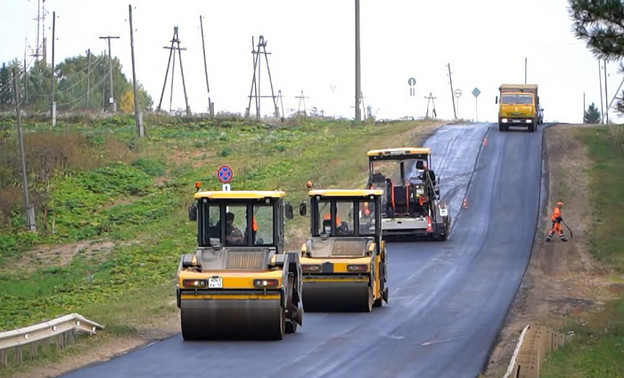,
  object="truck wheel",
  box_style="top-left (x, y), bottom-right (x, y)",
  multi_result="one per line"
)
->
top-left (499, 124), bottom-right (506, 132)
